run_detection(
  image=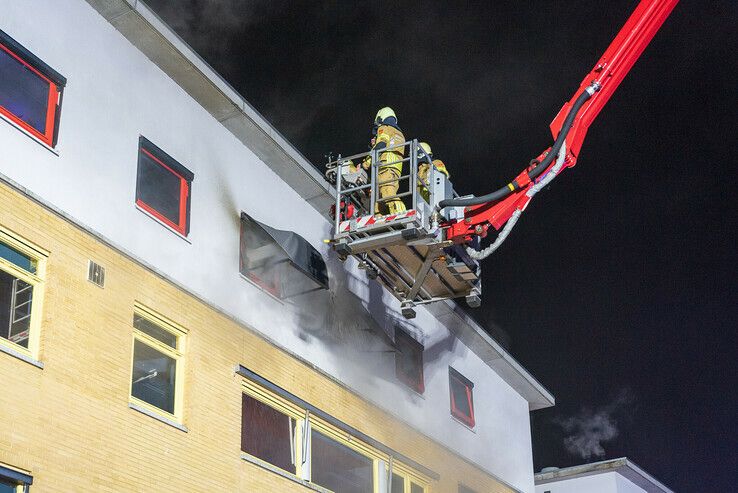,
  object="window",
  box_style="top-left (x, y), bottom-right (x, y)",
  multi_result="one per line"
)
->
top-left (241, 393), bottom-right (297, 474)
top-left (239, 213), bottom-right (329, 300)
top-left (0, 227), bottom-right (46, 358)
top-left (449, 368), bottom-right (475, 428)
top-left (391, 473), bottom-right (404, 492)
top-left (459, 486), bottom-right (478, 493)
top-left (136, 137), bottom-right (193, 236)
top-left (311, 430), bottom-right (374, 493)
top-left (238, 368), bottom-right (432, 493)
top-left (0, 29), bottom-right (65, 148)
top-left (130, 304), bottom-right (186, 420)
top-left (391, 471), bottom-right (426, 493)
top-left (394, 328), bottom-right (424, 393)
top-left (0, 463), bottom-right (32, 493)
